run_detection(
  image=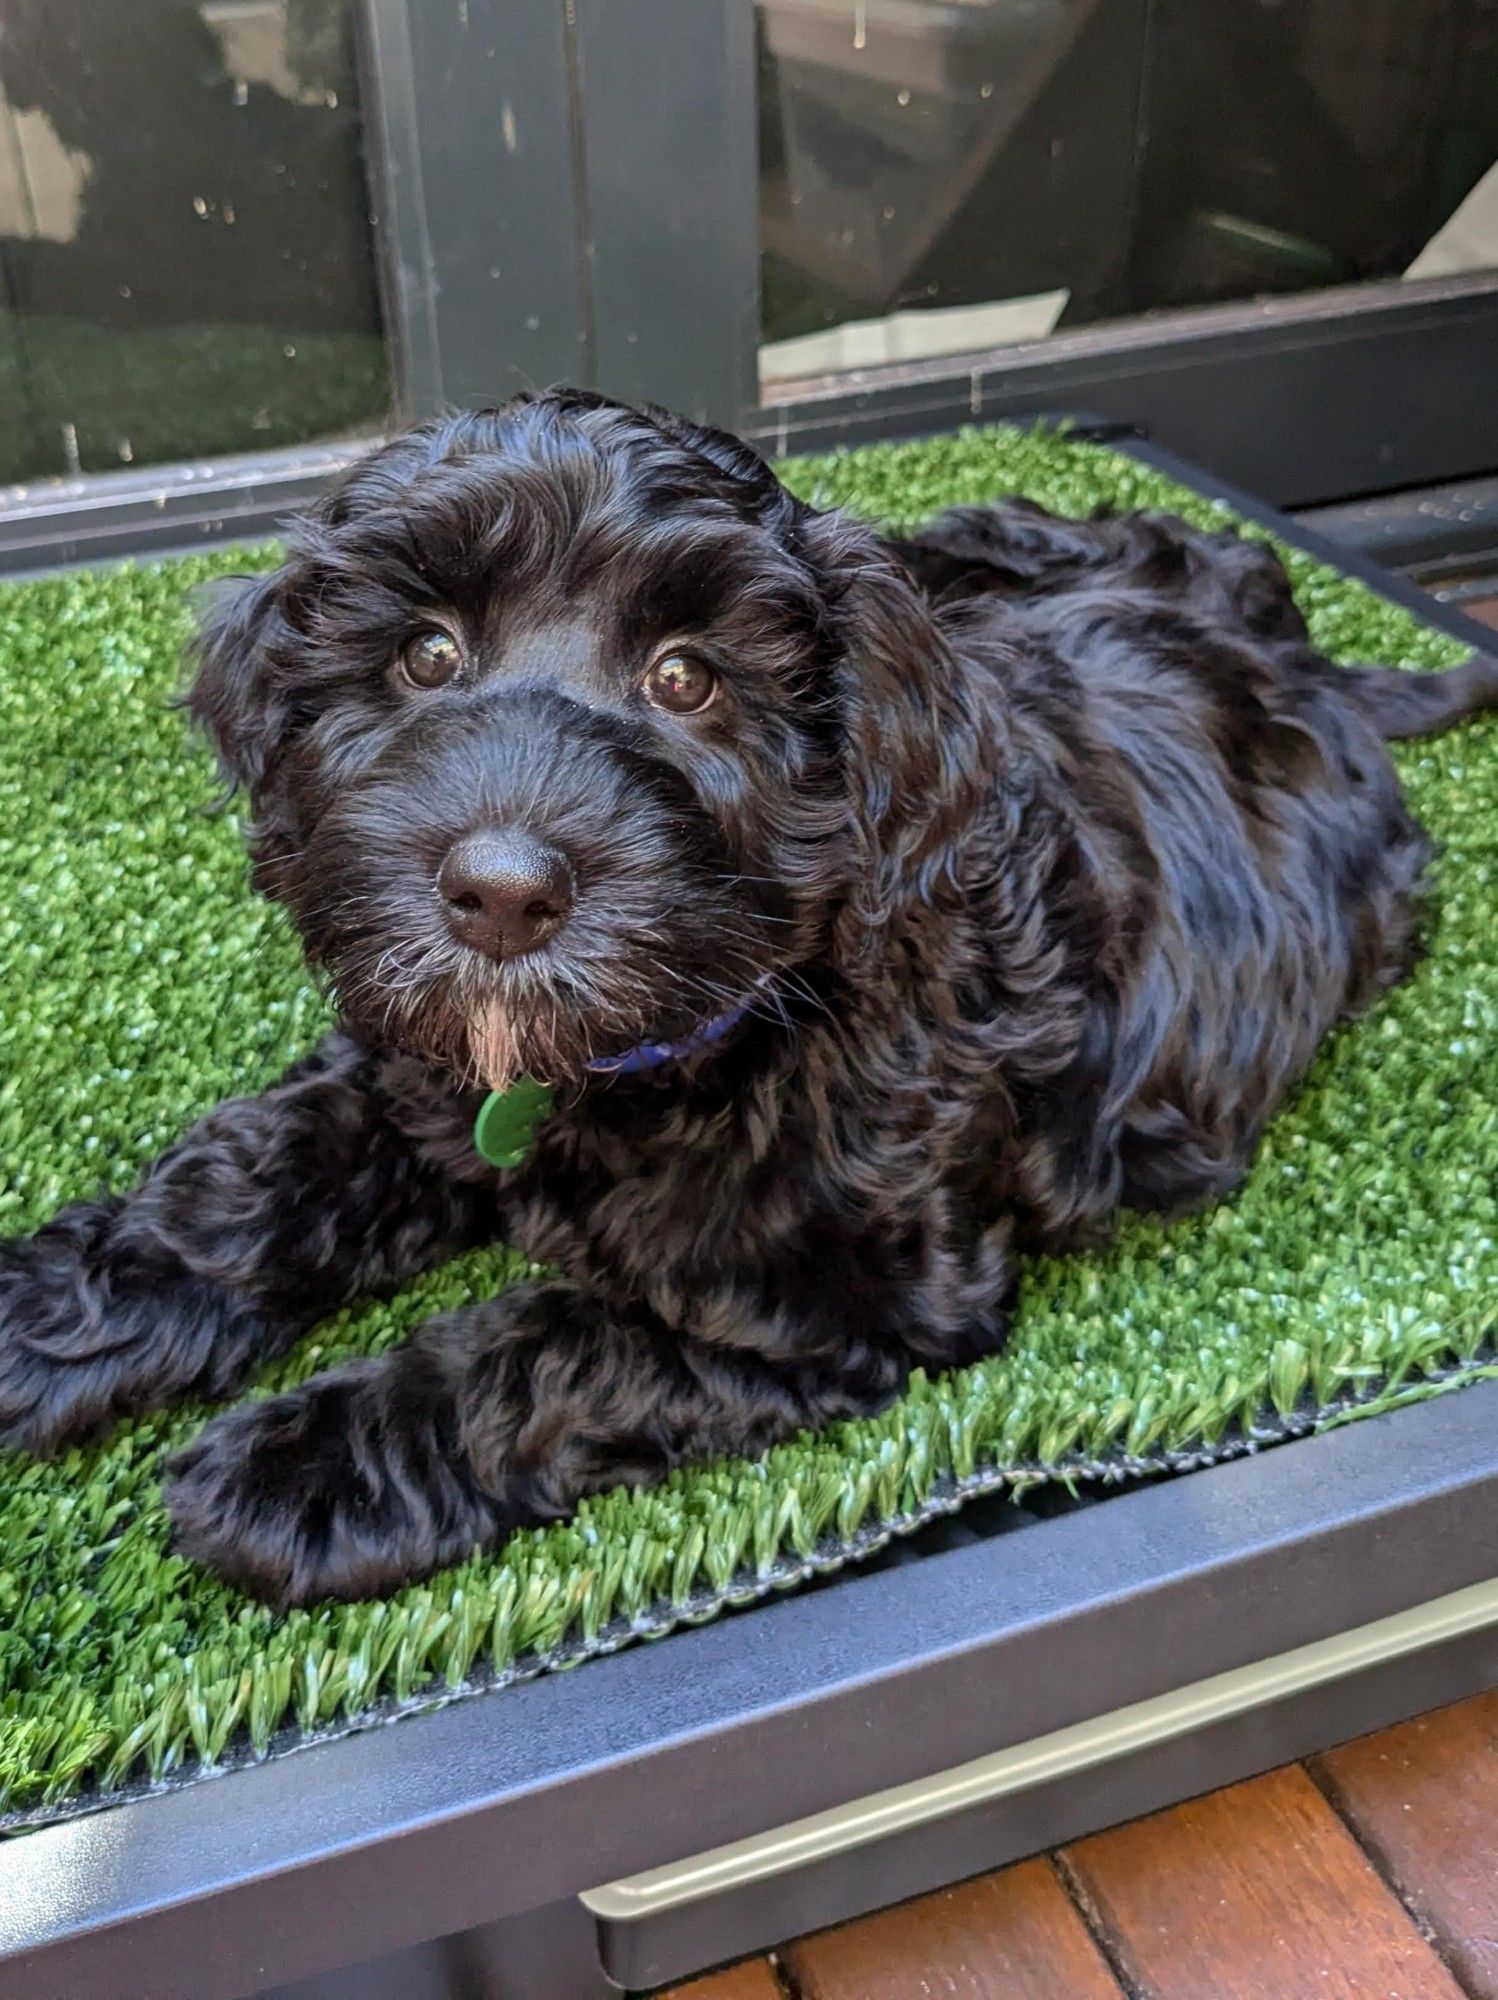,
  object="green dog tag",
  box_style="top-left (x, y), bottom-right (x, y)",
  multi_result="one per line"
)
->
top-left (473, 1077), bottom-right (555, 1168)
